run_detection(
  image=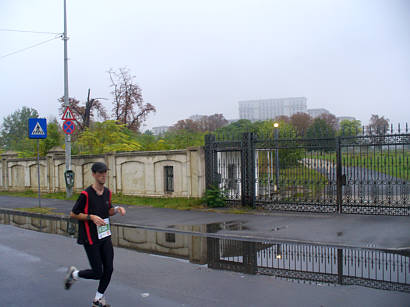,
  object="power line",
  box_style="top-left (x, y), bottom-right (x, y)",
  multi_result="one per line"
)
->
top-left (0, 35), bottom-right (62, 59)
top-left (0, 28), bottom-right (61, 35)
